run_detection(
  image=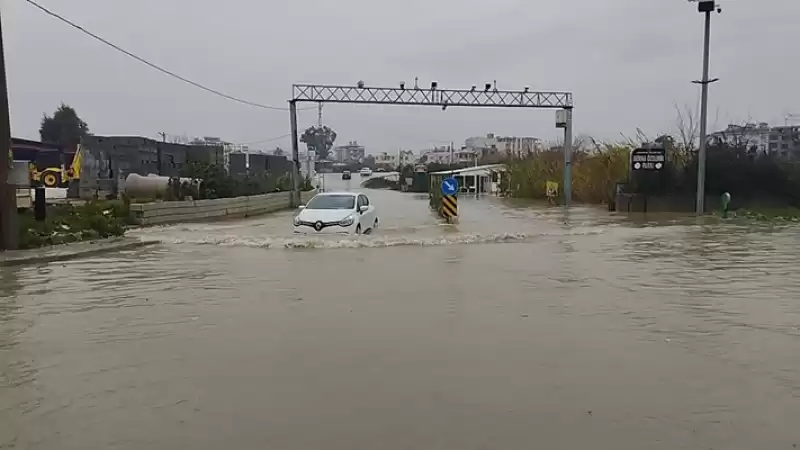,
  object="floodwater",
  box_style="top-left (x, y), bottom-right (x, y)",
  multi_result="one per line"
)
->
top-left (2, 174), bottom-right (800, 449)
